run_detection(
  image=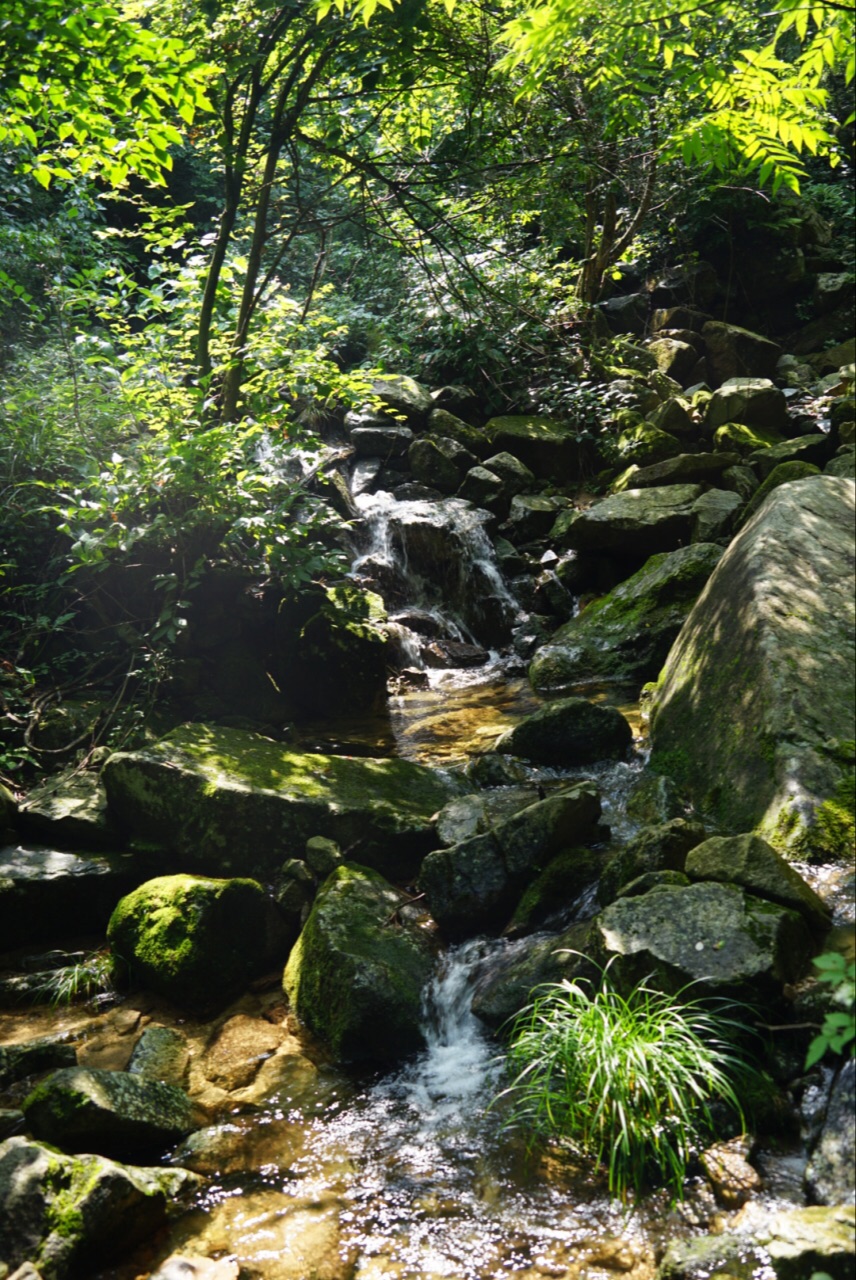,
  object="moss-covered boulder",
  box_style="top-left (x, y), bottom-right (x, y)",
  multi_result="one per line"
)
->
top-left (22, 1068), bottom-right (205, 1159)
top-left (494, 697), bottom-right (632, 765)
top-left (610, 452), bottom-right (740, 492)
top-left (707, 376), bottom-right (789, 432)
top-left (505, 846), bottom-right (602, 935)
top-left (0, 1136), bottom-right (194, 1280)
top-left (713, 422), bottom-right (785, 455)
top-left (749, 433), bottom-right (835, 478)
top-left (738, 459), bottom-right (821, 526)
top-left (592, 881), bottom-right (813, 999)
top-left (103, 723), bottom-right (463, 879)
top-left (471, 919), bottom-right (595, 1032)
top-left (598, 818), bottom-right (708, 905)
top-left (482, 415), bottom-right (585, 479)
top-left (554, 485), bottom-right (704, 557)
top-left (616, 422), bottom-right (683, 465)
top-left (701, 321), bottom-right (782, 384)
top-left (649, 476), bottom-right (856, 858)
top-left (283, 863), bottom-right (436, 1064)
top-left (419, 783), bottom-right (602, 937)
top-left (107, 874), bottom-right (288, 1013)
top-left (530, 544), bottom-right (724, 694)
top-left (18, 771), bottom-right (120, 850)
top-left (684, 833), bottom-right (831, 933)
